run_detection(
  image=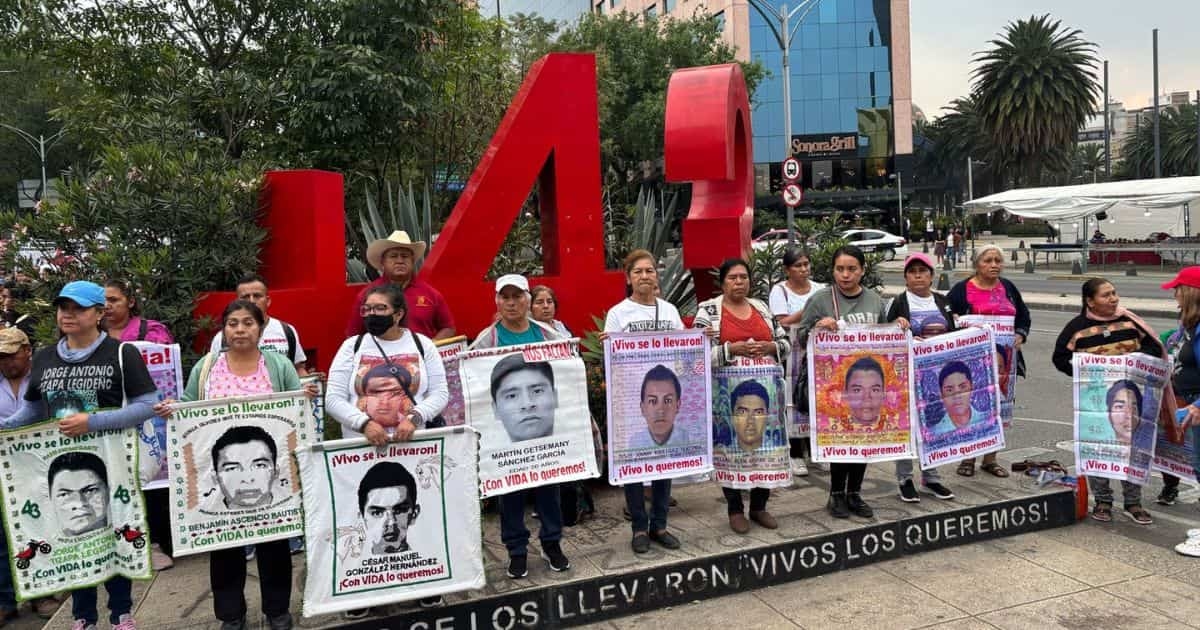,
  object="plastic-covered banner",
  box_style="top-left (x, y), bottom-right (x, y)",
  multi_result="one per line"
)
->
top-left (167, 391), bottom-right (315, 556)
top-left (1073, 353), bottom-right (1168, 484)
top-left (958, 316), bottom-right (1017, 428)
top-left (130, 342), bottom-right (183, 489)
top-left (712, 364), bottom-right (790, 489)
top-left (785, 325), bottom-right (811, 438)
top-left (603, 331), bottom-right (713, 484)
top-left (461, 340), bottom-right (598, 497)
top-left (300, 373), bottom-right (326, 435)
top-left (435, 336), bottom-right (468, 426)
top-left (0, 423), bottom-right (151, 599)
top-left (912, 328), bottom-right (1004, 468)
top-left (809, 326), bottom-right (914, 463)
top-left (296, 428), bottom-right (484, 617)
